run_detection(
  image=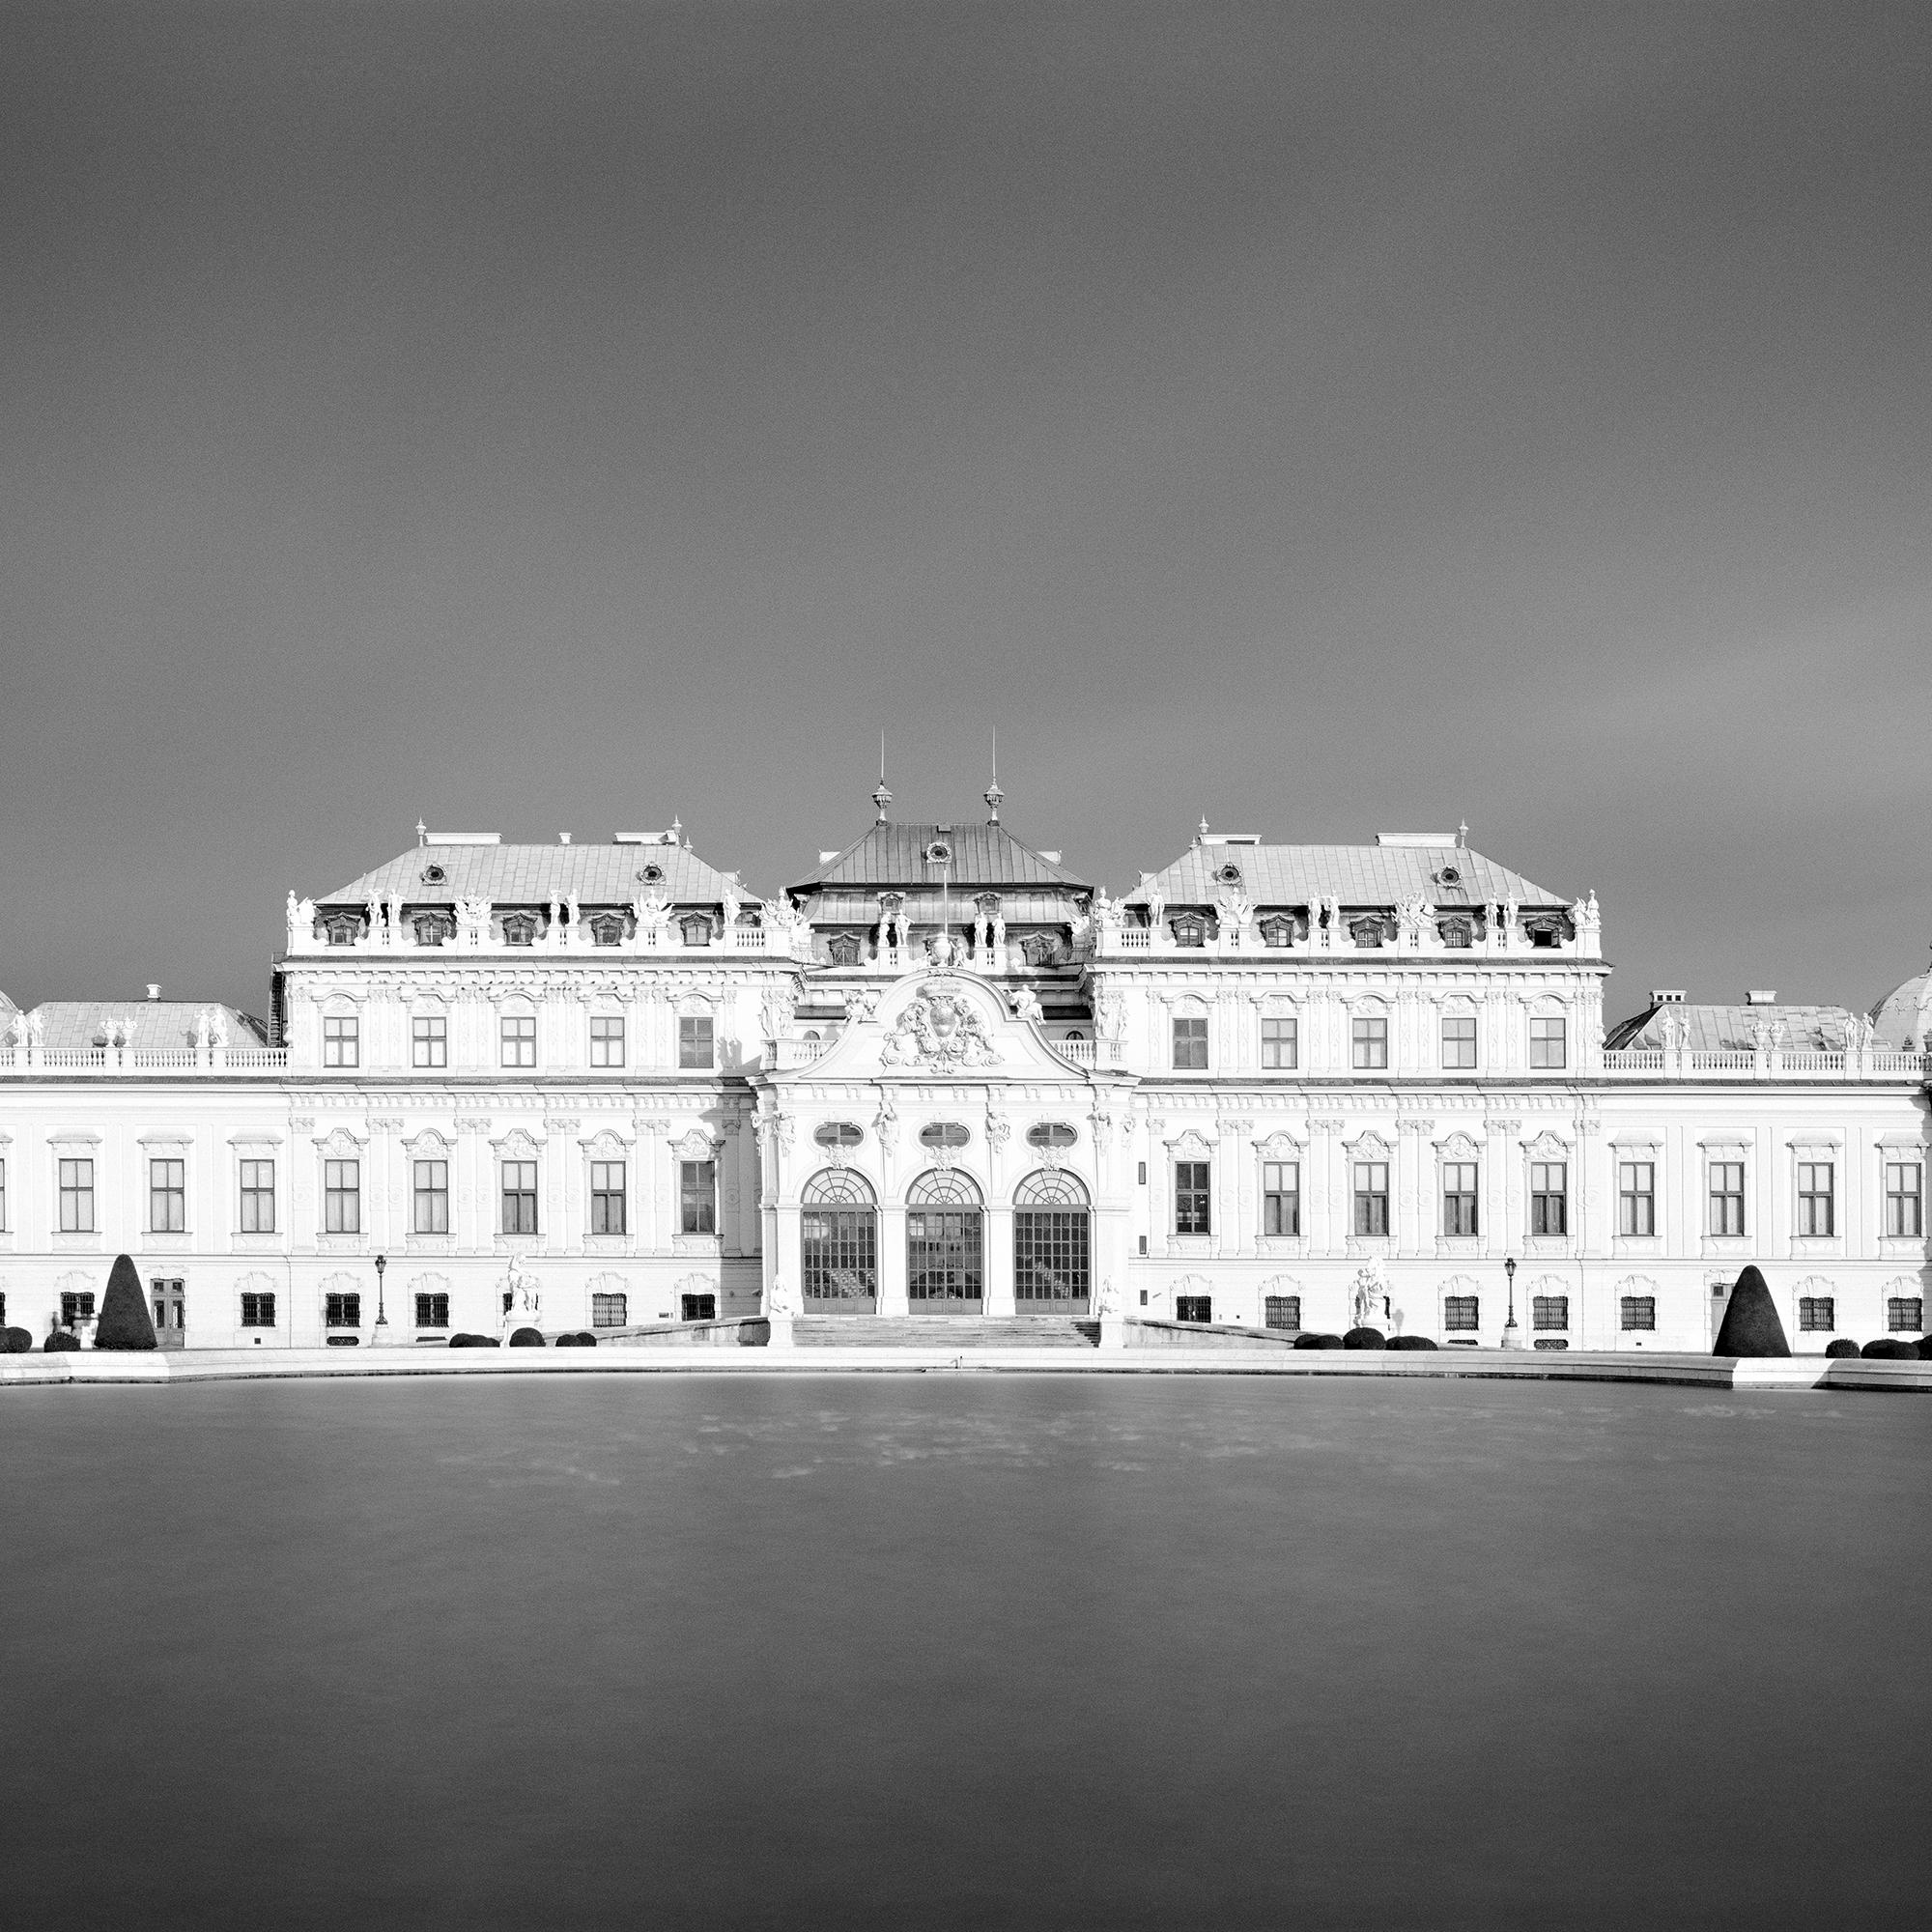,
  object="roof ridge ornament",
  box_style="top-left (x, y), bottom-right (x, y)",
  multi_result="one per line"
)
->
top-left (985, 726), bottom-right (1003, 822)
top-left (873, 730), bottom-right (892, 824)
